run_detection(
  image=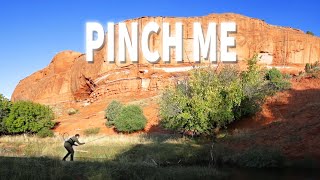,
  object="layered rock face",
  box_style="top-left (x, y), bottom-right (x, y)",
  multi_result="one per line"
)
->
top-left (12, 51), bottom-right (82, 103)
top-left (11, 13), bottom-right (320, 104)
